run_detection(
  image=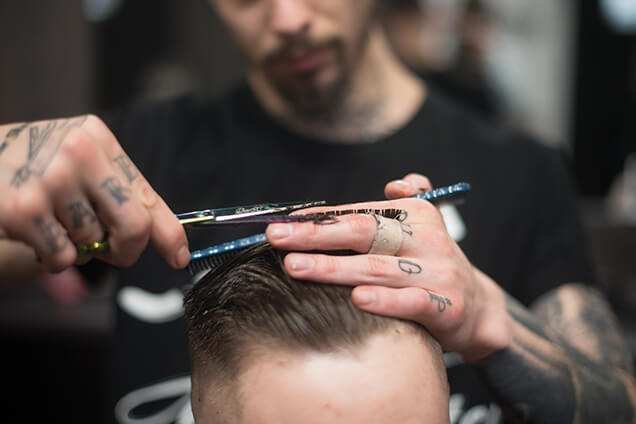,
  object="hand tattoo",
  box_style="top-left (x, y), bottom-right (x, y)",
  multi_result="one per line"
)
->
top-left (100, 176), bottom-right (131, 206)
top-left (427, 291), bottom-right (453, 312)
top-left (0, 122), bottom-right (30, 156)
top-left (67, 201), bottom-right (97, 229)
top-left (10, 117), bottom-right (88, 188)
top-left (398, 259), bottom-right (422, 275)
top-left (113, 154), bottom-right (138, 183)
top-left (400, 222), bottom-right (414, 237)
top-left (33, 216), bottom-right (68, 254)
